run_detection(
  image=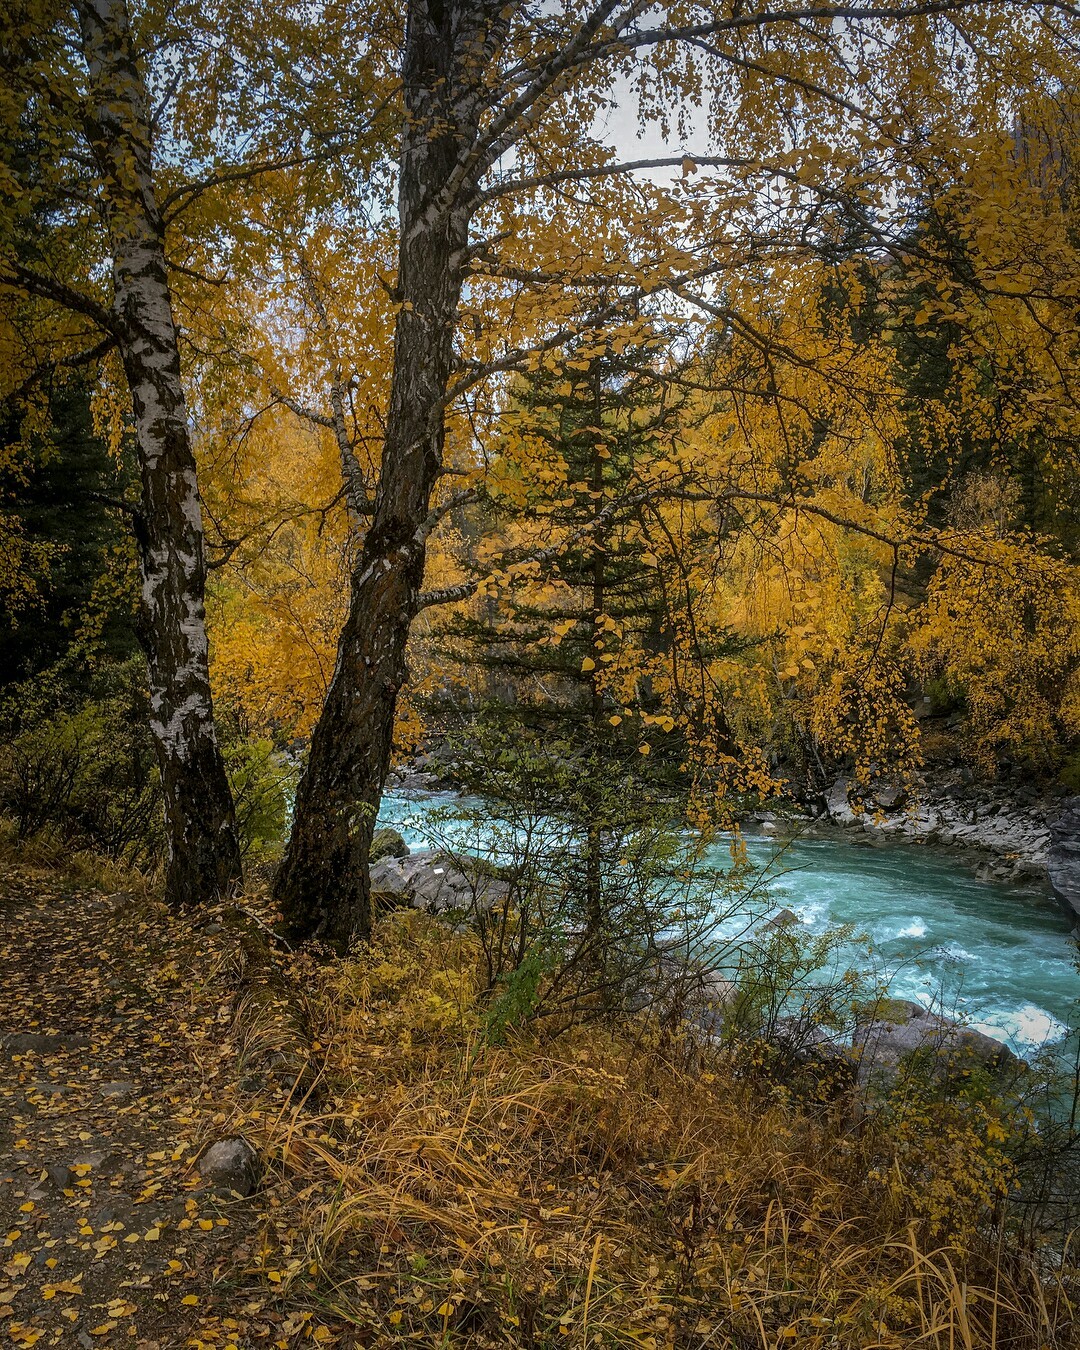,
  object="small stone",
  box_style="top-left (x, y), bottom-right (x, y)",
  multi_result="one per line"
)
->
top-left (195, 1137), bottom-right (259, 1197)
top-left (100, 1080), bottom-right (138, 1101)
top-left (45, 1164), bottom-right (73, 1191)
top-left (30, 1081), bottom-right (70, 1096)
